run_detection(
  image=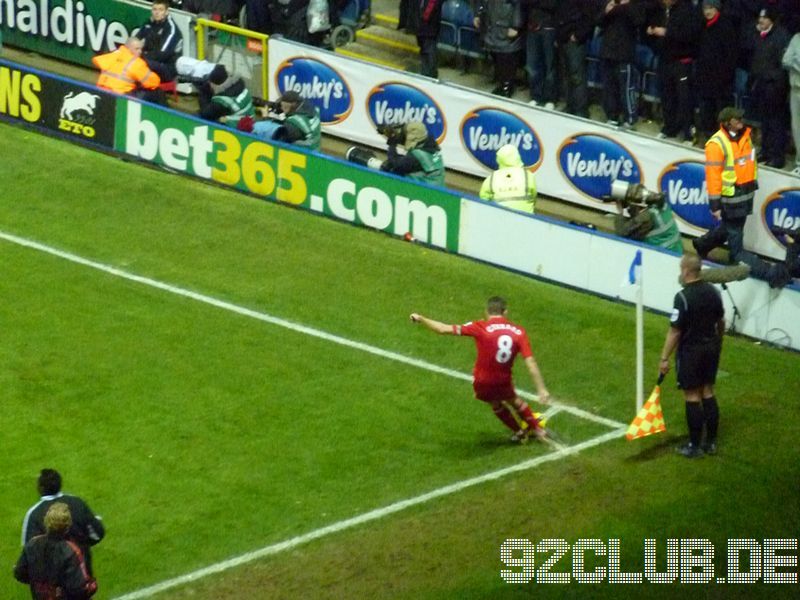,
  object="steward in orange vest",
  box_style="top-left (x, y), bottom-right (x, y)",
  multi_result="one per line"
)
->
top-left (93, 38), bottom-right (165, 104)
top-left (692, 106), bottom-right (757, 263)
